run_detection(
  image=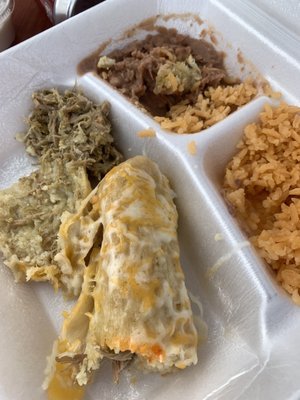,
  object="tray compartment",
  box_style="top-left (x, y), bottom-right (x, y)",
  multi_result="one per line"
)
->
top-left (0, 0), bottom-right (299, 399)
